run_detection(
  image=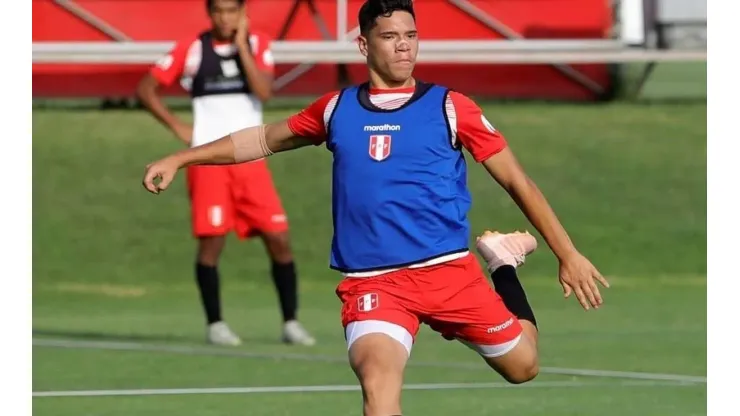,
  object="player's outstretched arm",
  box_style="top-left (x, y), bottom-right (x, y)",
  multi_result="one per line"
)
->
top-left (482, 148), bottom-right (575, 260)
top-left (142, 120), bottom-right (311, 194)
top-left (482, 149), bottom-right (610, 310)
top-left (448, 90), bottom-right (609, 310)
